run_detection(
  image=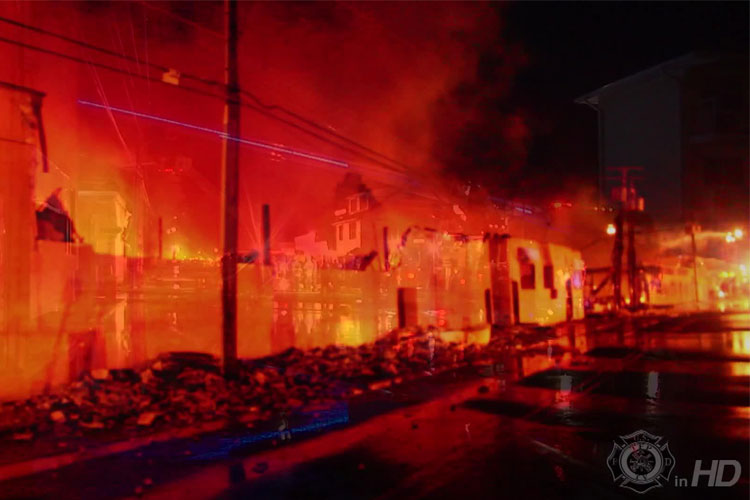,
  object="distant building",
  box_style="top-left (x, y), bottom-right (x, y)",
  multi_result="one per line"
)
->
top-left (326, 173), bottom-right (567, 260)
top-left (577, 52), bottom-right (749, 228)
top-left (332, 190), bottom-right (373, 256)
